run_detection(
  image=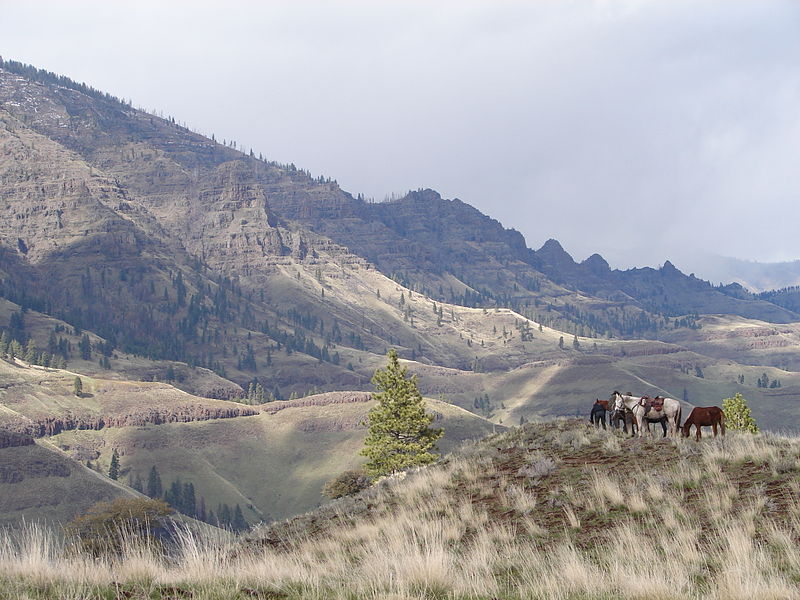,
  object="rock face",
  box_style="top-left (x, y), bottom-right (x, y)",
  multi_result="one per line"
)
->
top-left (6, 403), bottom-right (260, 438)
top-left (0, 429), bottom-right (34, 449)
